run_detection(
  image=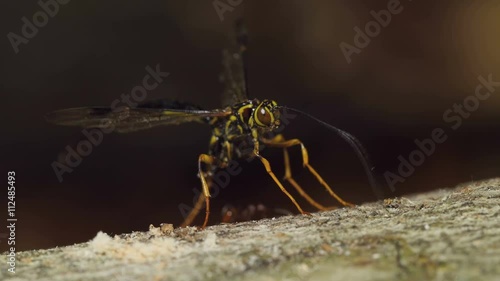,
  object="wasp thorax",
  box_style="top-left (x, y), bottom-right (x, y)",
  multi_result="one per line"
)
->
top-left (252, 99), bottom-right (280, 128)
